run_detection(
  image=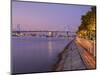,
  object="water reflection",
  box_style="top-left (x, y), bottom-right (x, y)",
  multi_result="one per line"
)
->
top-left (48, 38), bottom-right (53, 57)
top-left (12, 37), bottom-right (70, 73)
